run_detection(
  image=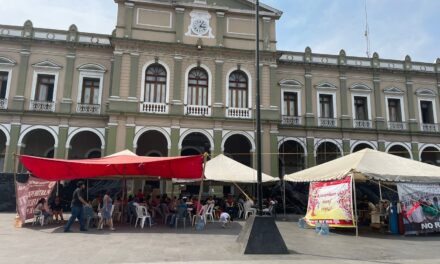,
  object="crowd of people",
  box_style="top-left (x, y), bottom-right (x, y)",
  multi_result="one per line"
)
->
top-left (34, 182), bottom-right (278, 232)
